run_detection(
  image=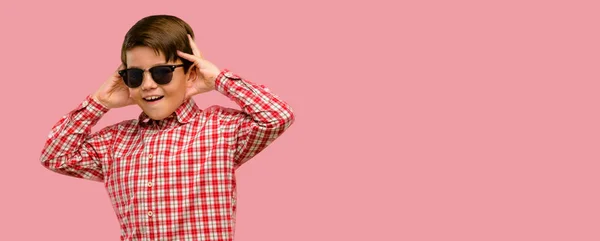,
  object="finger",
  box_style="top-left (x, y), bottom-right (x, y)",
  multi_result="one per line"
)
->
top-left (177, 50), bottom-right (201, 65)
top-left (187, 34), bottom-right (203, 58)
top-left (177, 50), bottom-right (204, 73)
top-left (187, 34), bottom-right (199, 56)
top-left (113, 64), bottom-right (124, 79)
top-left (177, 50), bottom-right (198, 63)
top-left (114, 64), bottom-right (124, 73)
